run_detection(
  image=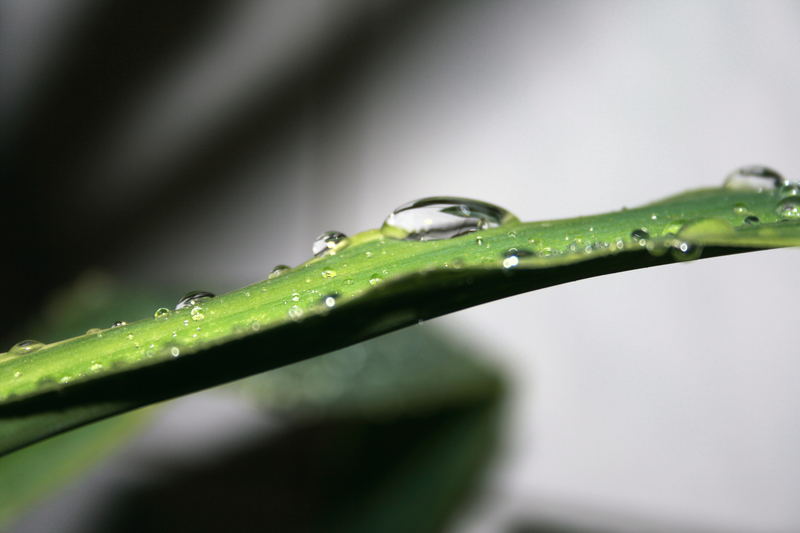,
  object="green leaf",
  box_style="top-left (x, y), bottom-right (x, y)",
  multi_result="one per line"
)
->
top-left (0, 404), bottom-right (151, 527)
top-left (1, 185), bottom-right (799, 455)
top-left (84, 327), bottom-right (503, 533)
